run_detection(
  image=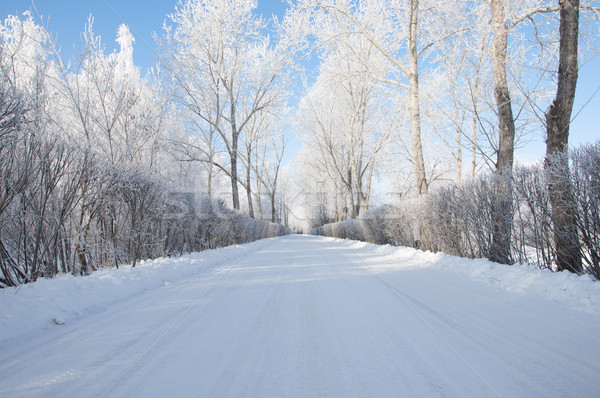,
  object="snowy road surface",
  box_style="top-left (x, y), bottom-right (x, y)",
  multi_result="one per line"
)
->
top-left (1, 235), bottom-right (599, 397)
